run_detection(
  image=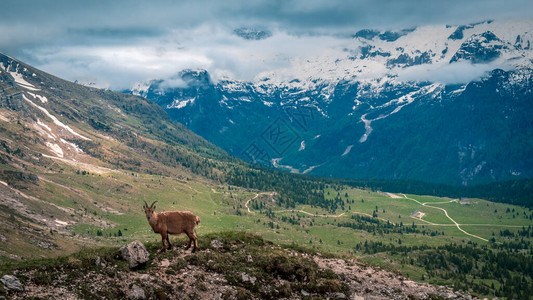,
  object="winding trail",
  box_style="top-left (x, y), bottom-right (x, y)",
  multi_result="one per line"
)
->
top-left (401, 194), bottom-right (489, 242)
top-left (245, 193), bottom-right (394, 224)
top-left (244, 190), bottom-right (515, 242)
top-left (276, 209), bottom-right (346, 218)
top-left (245, 192), bottom-right (276, 213)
